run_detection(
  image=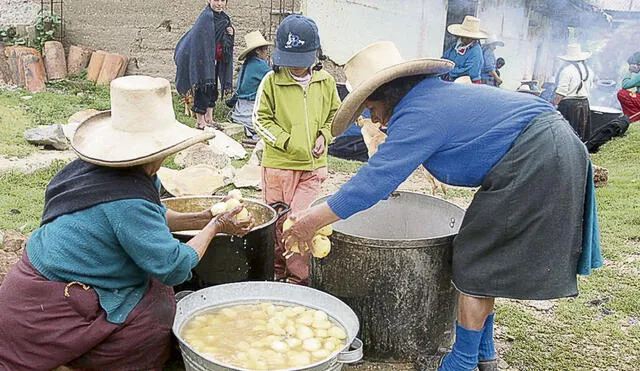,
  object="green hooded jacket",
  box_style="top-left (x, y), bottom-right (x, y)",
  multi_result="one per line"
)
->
top-left (253, 68), bottom-right (340, 170)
